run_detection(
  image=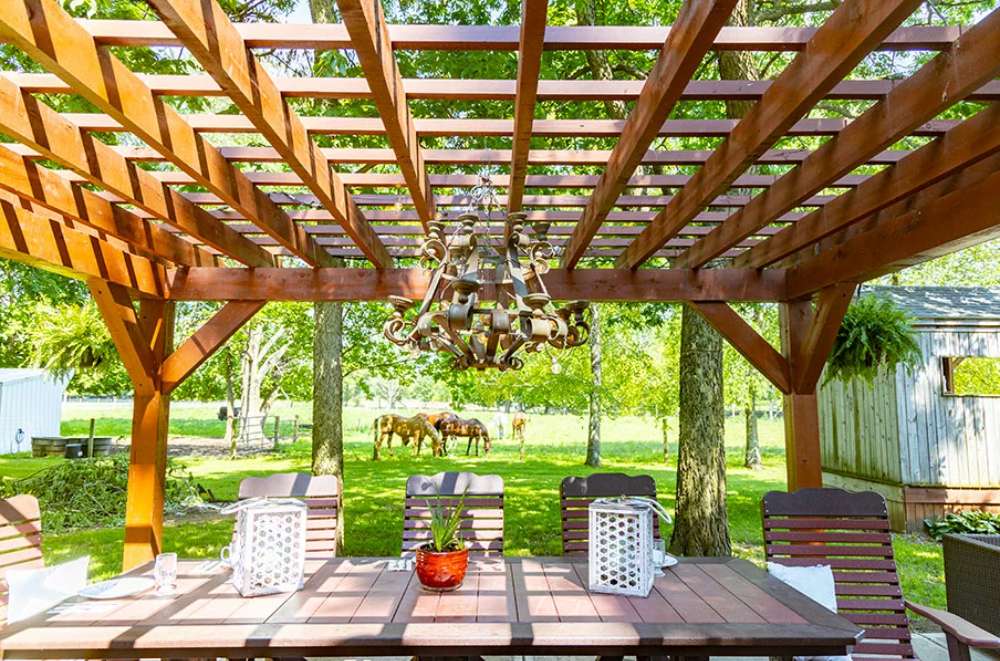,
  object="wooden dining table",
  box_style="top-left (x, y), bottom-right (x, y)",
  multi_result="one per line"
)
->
top-left (0, 556), bottom-right (862, 659)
